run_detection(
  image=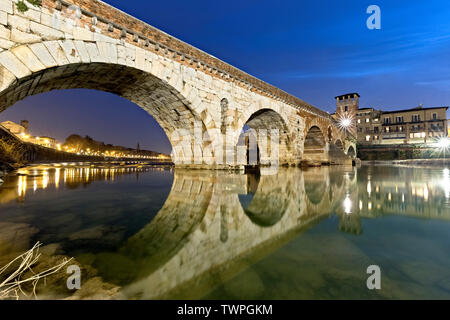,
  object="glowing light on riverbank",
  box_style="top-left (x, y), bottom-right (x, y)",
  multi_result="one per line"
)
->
top-left (336, 114), bottom-right (355, 133)
top-left (436, 137), bottom-right (450, 150)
